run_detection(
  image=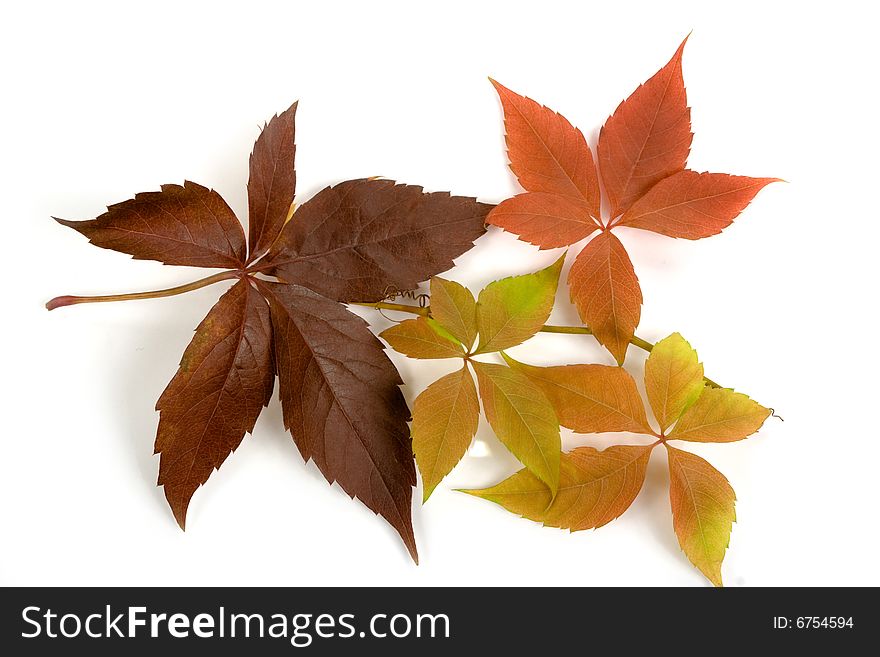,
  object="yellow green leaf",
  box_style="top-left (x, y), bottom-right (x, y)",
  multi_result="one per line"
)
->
top-left (667, 445), bottom-right (736, 587)
top-left (667, 387), bottom-right (770, 442)
top-left (644, 332), bottom-right (704, 432)
top-left (379, 317), bottom-right (464, 359)
top-left (430, 277), bottom-right (477, 349)
top-left (412, 365), bottom-right (480, 502)
top-left (474, 255), bottom-right (564, 354)
top-left (462, 444), bottom-right (652, 530)
top-left (502, 353), bottom-right (651, 434)
top-left (472, 361), bottom-right (560, 495)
